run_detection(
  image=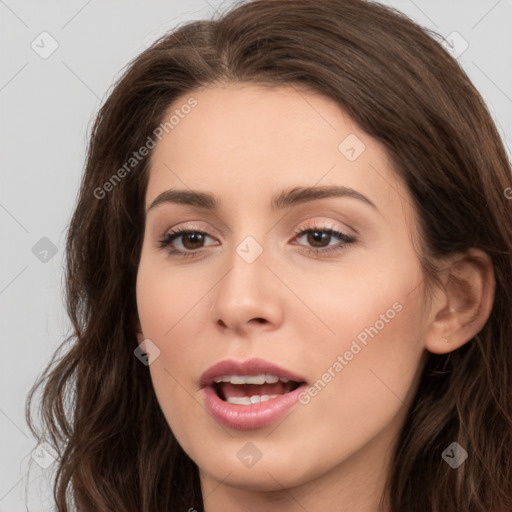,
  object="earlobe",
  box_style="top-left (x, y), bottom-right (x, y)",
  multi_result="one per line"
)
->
top-left (424, 248), bottom-right (495, 355)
